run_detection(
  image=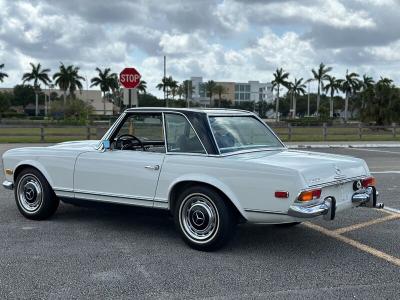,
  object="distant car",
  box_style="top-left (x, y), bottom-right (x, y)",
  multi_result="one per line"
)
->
top-left (2, 108), bottom-right (382, 250)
